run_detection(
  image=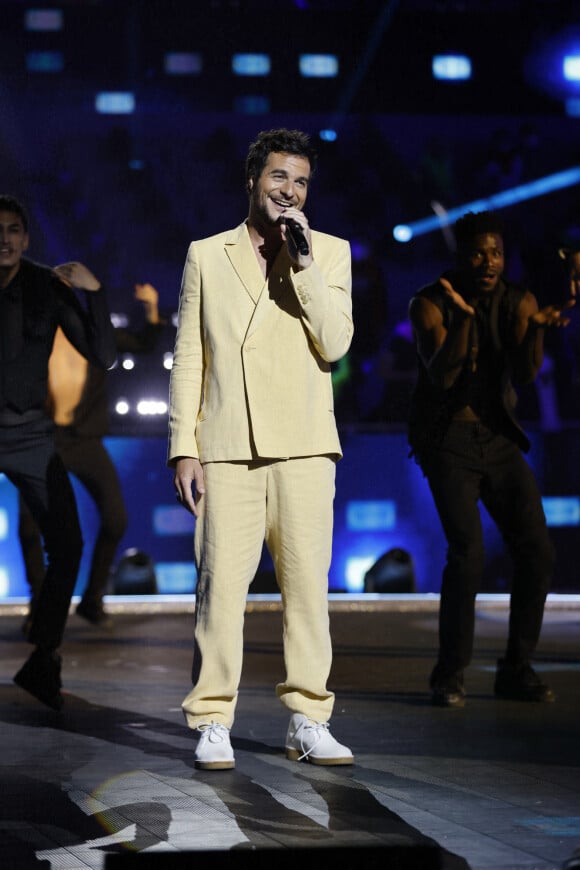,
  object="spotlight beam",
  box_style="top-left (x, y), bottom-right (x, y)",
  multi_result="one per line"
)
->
top-left (393, 165), bottom-right (580, 242)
